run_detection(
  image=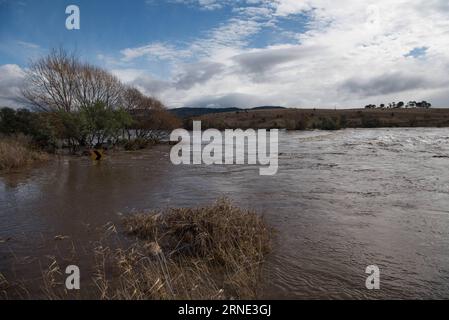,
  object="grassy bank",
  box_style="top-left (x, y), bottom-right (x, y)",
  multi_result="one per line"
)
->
top-left (0, 135), bottom-right (49, 172)
top-left (2, 199), bottom-right (273, 300)
top-left (190, 108), bottom-right (449, 130)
